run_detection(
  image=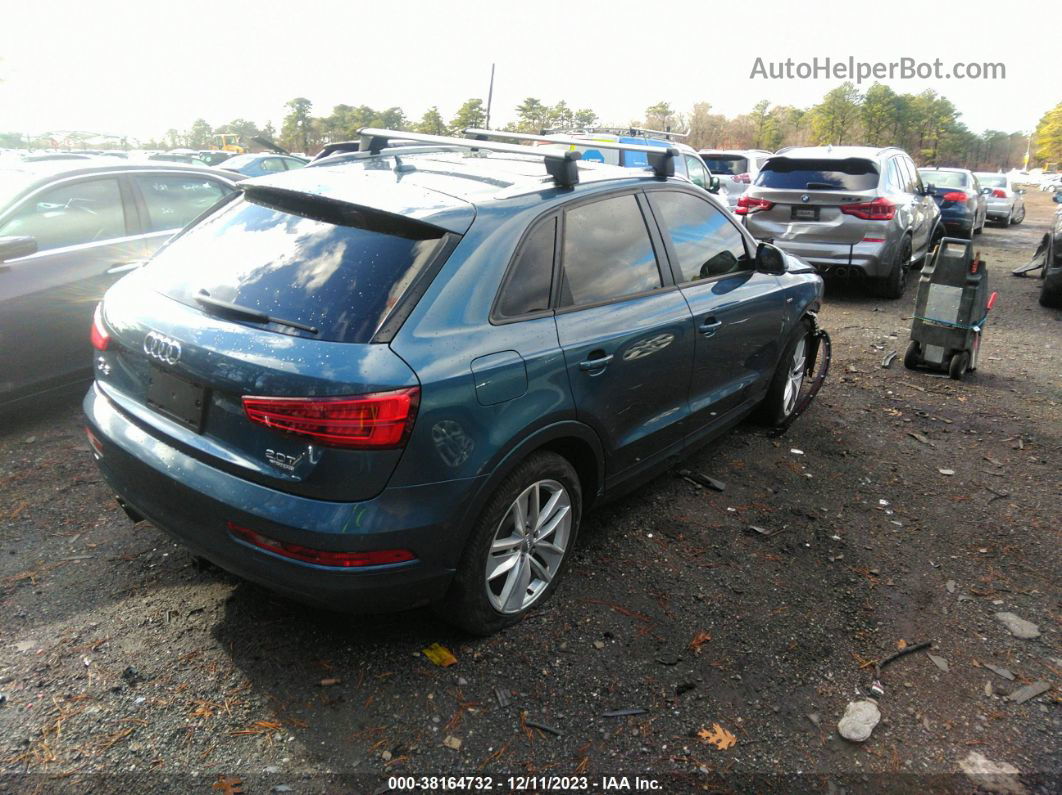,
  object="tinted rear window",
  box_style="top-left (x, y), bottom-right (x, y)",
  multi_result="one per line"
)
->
top-left (919, 170), bottom-right (968, 188)
top-left (757, 158), bottom-right (879, 191)
top-left (151, 196), bottom-right (446, 343)
top-left (700, 156), bottom-right (749, 176)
